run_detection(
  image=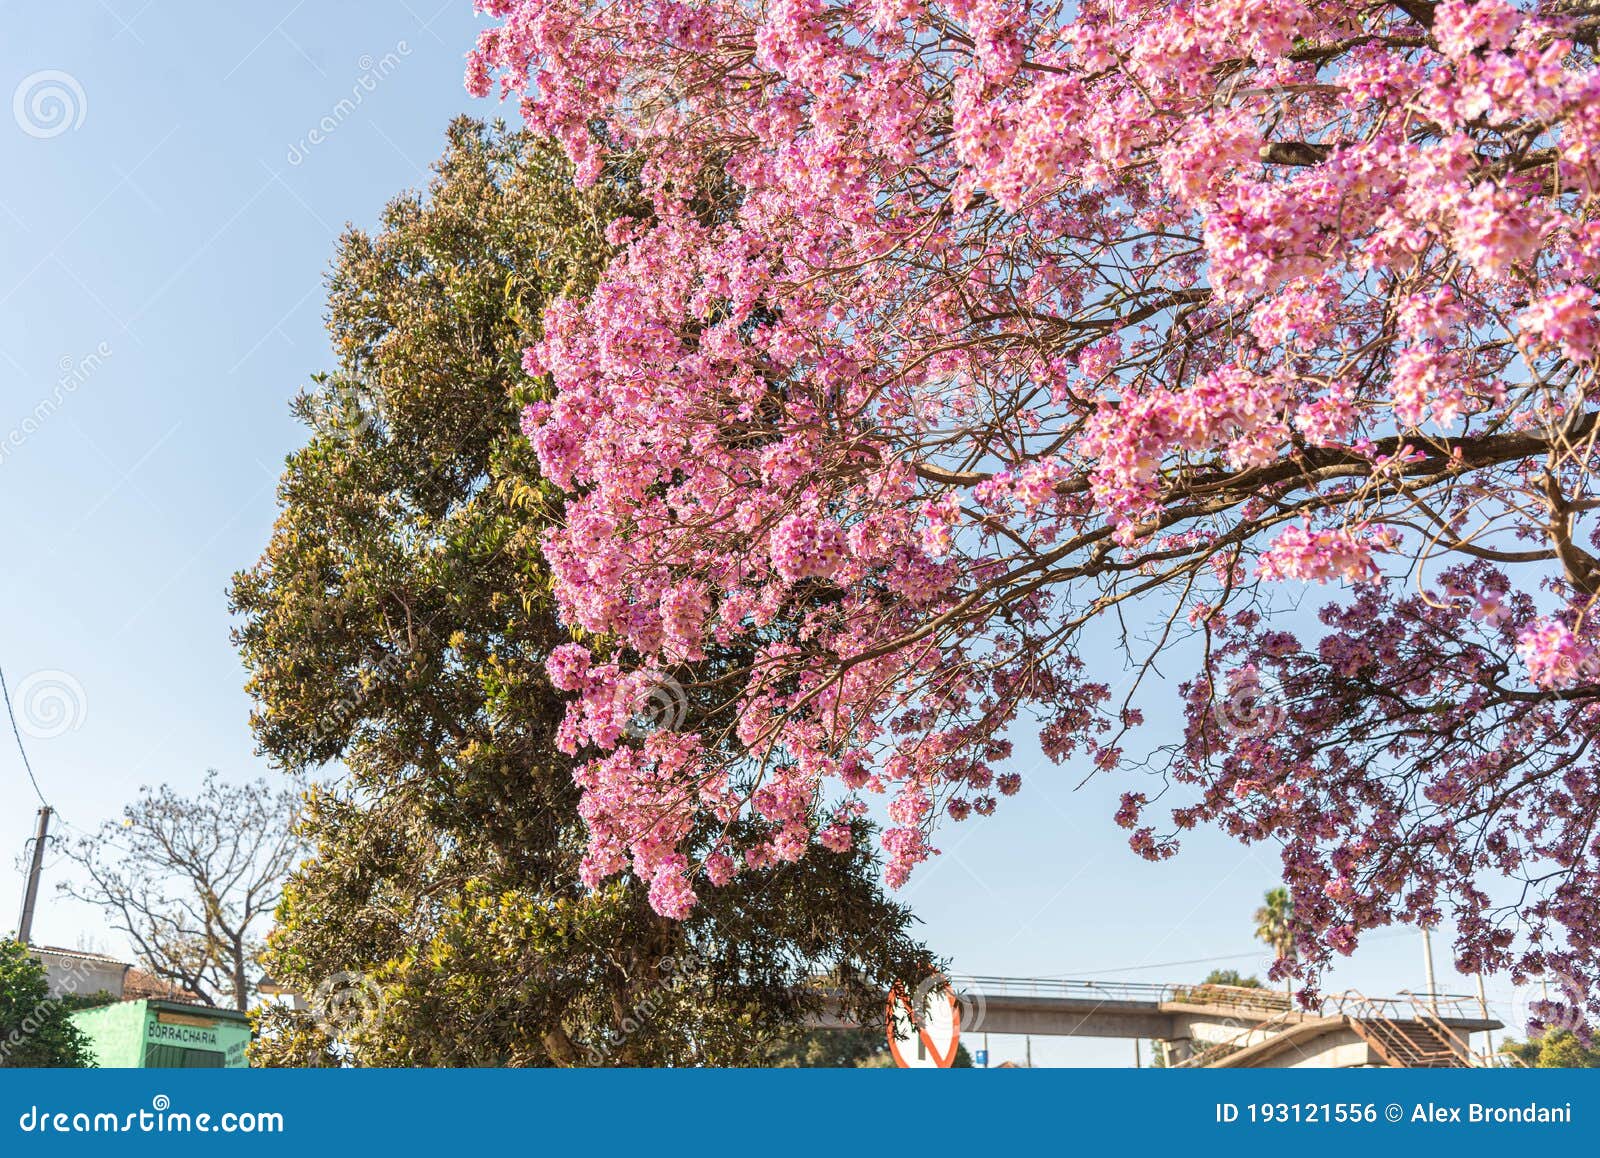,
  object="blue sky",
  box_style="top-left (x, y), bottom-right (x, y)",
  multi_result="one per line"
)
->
top-left (0, 2), bottom-right (1532, 1066)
